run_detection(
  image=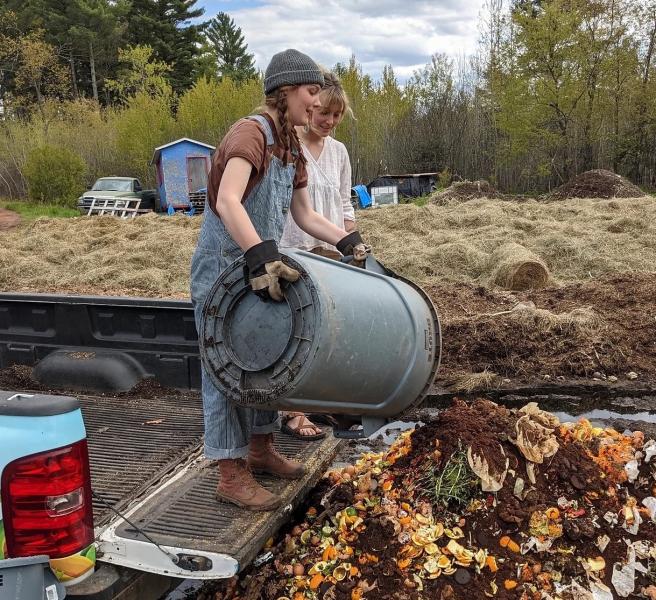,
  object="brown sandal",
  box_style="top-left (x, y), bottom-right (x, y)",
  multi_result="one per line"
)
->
top-left (280, 412), bottom-right (326, 441)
